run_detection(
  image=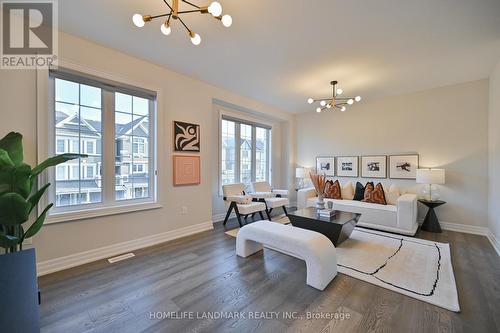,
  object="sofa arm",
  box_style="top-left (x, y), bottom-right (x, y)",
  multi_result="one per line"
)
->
top-left (297, 188), bottom-right (317, 209)
top-left (396, 194), bottom-right (418, 232)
